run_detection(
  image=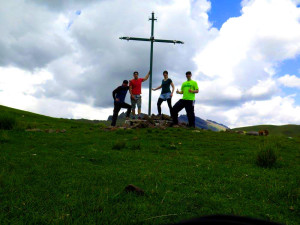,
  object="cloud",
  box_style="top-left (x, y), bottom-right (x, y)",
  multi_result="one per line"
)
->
top-left (191, 0), bottom-right (300, 125)
top-left (1, 0), bottom-right (300, 127)
top-left (0, 1), bottom-right (73, 71)
top-left (278, 74), bottom-right (300, 88)
top-left (223, 96), bottom-right (300, 127)
top-left (31, 0), bottom-right (216, 108)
